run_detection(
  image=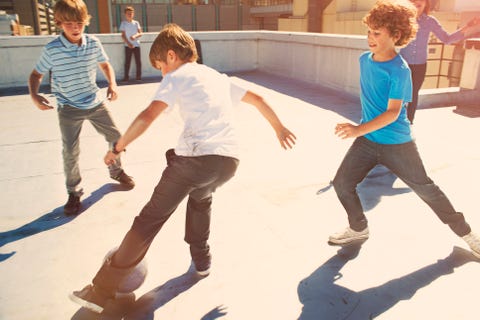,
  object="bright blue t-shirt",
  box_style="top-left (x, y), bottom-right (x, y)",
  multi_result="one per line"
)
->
top-left (360, 51), bottom-right (412, 144)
